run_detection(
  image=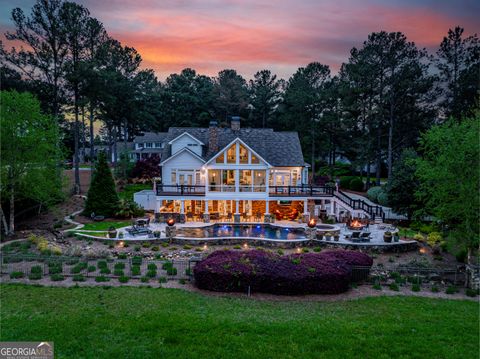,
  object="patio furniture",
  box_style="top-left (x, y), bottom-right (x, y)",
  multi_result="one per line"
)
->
top-left (210, 212), bottom-right (220, 221)
top-left (126, 226), bottom-right (152, 236)
top-left (360, 232), bottom-right (371, 242)
top-left (254, 212), bottom-right (262, 222)
top-left (226, 213), bottom-right (233, 222)
top-left (186, 212), bottom-right (194, 221)
top-left (350, 231), bottom-right (361, 243)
